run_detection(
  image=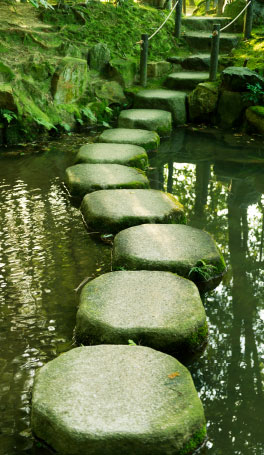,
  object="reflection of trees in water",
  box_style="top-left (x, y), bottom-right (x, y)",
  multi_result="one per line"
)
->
top-left (152, 142), bottom-right (264, 454)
